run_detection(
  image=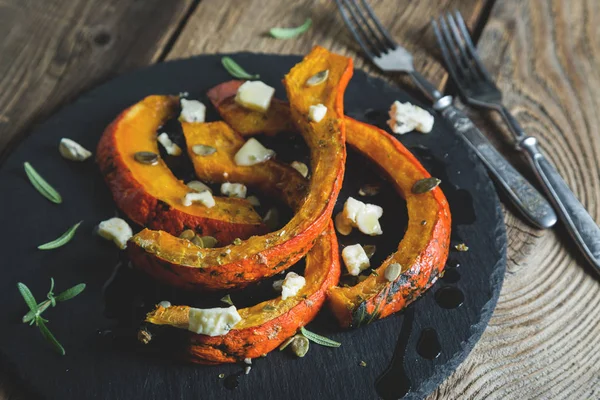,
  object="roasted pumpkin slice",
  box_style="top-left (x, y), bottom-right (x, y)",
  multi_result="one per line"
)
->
top-left (96, 95), bottom-right (266, 243)
top-left (143, 221), bottom-right (340, 364)
top-left (207, 83), bottom-right (451, 328)
top-left (182, 121), bottom-right (307, 210)
top-left (127, 47), bottom-right (352, 290)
